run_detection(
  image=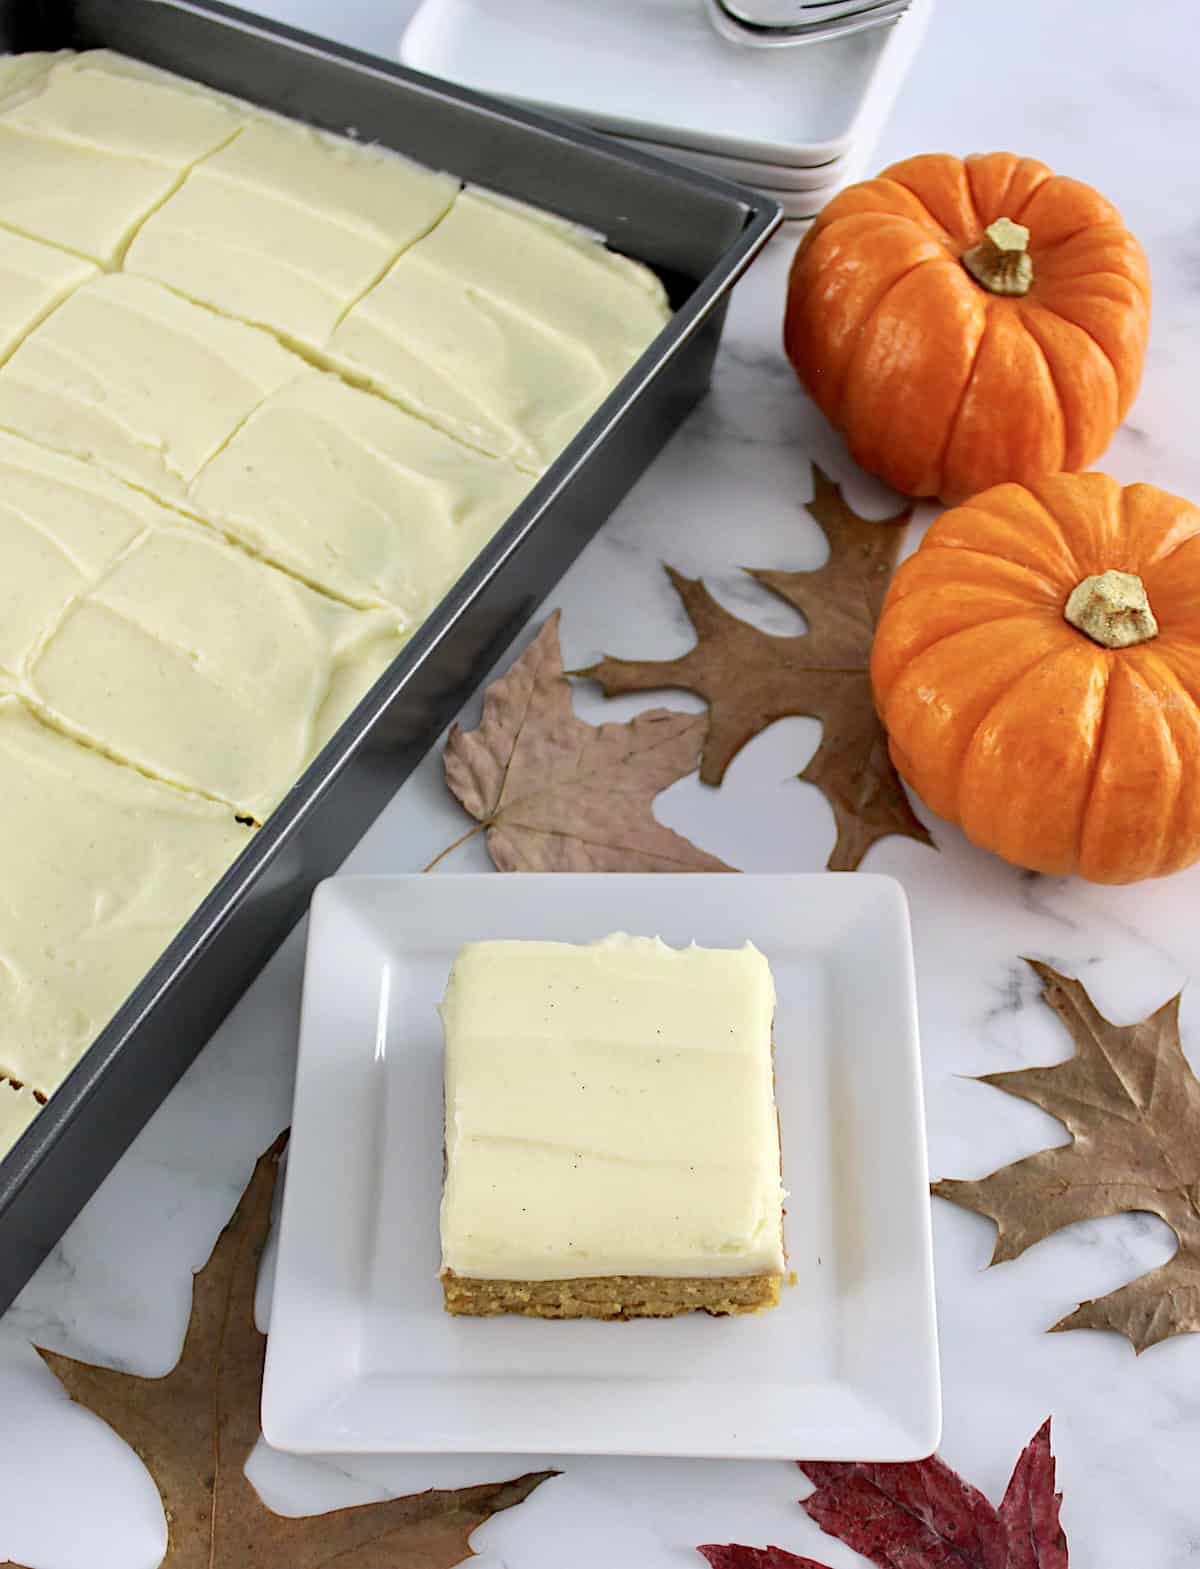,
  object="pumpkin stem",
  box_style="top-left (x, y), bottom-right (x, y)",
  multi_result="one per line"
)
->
top-left (1064, 570), bottom-right (1159, 649)
top-left (962, 217), bottom-right (1034, 296)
